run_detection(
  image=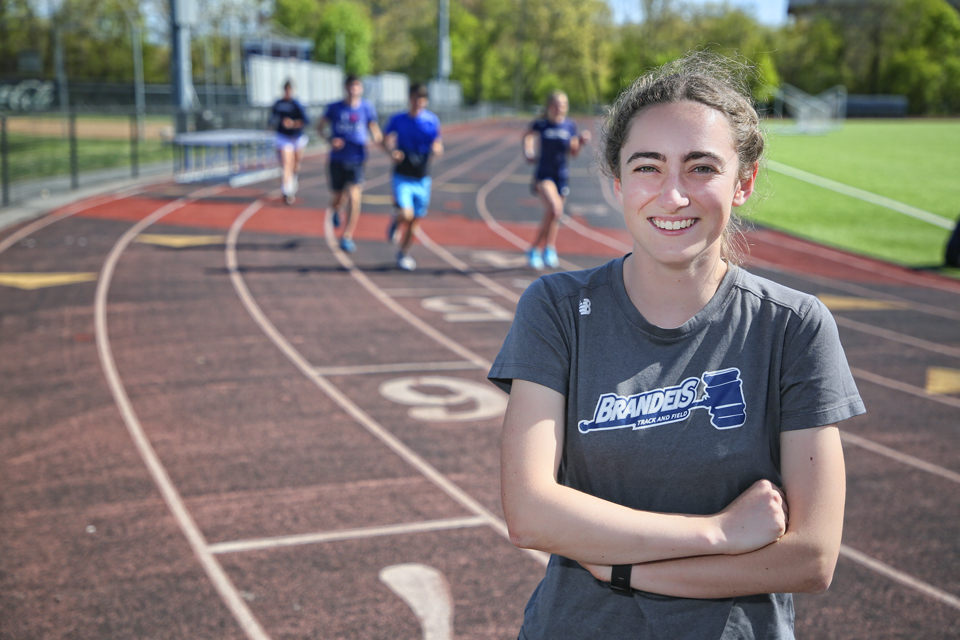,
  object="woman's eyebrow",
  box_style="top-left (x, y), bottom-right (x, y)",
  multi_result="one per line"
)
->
top-left (683, 151), bottom-right (724, 163)
top-left (624, 151), bottom-right (666, 165)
